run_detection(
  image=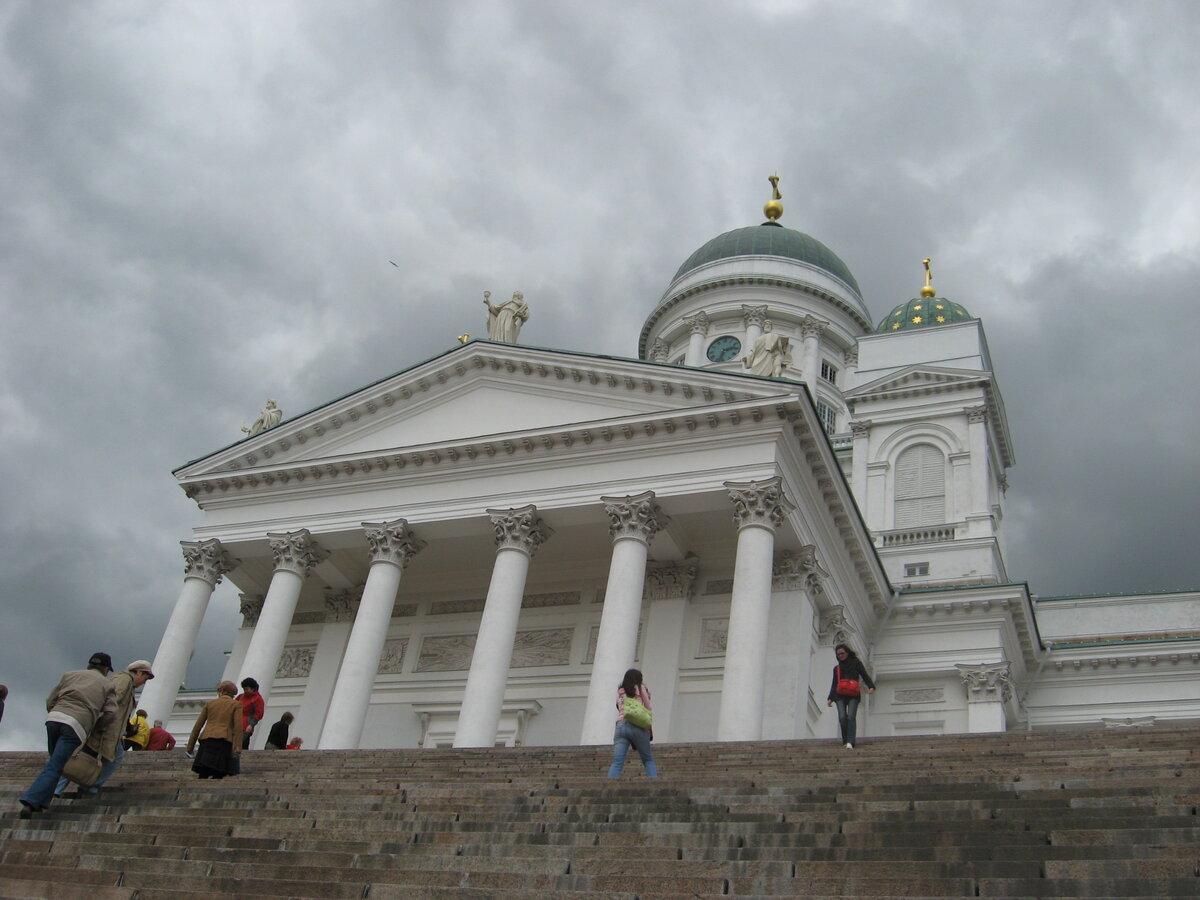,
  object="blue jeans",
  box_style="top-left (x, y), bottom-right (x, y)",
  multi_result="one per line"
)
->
top-left (607, 721), bottom-right (657, 778)
top-left (835, 696), bottom-right (860, 745)
top-left (56, 739), bottom-right (123, 797)
top-left (21, 722), bottom-right (81, 809)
